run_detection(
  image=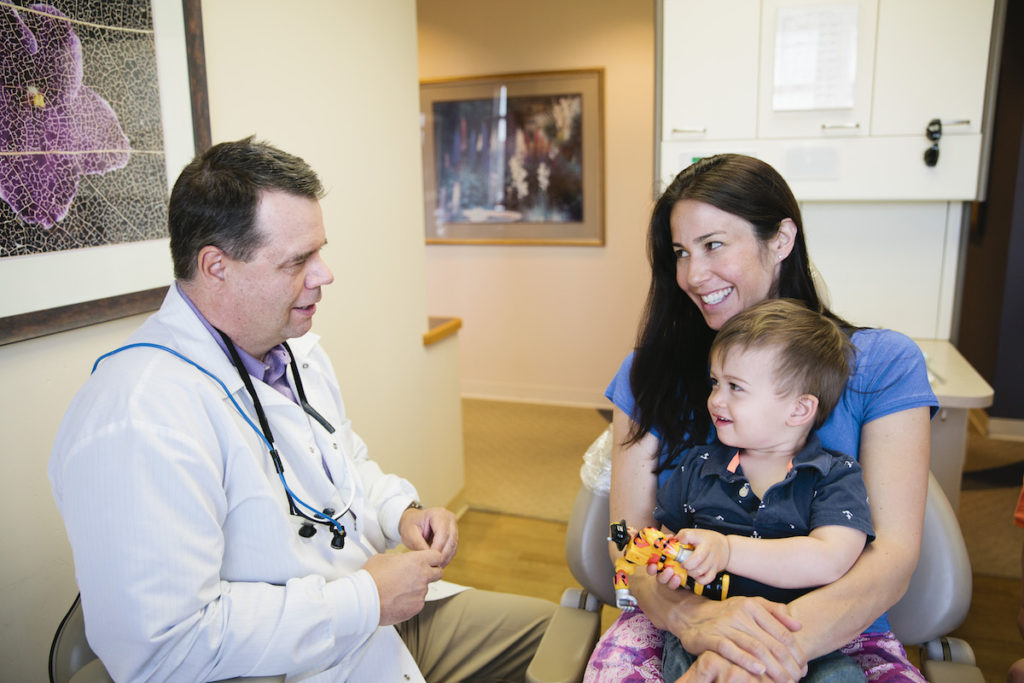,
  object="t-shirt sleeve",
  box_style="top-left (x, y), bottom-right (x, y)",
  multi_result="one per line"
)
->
top-left (605, 351), bottom-right (638, 418)
top-left (852, 329), bottom-right (939, 423)
top-left (808, 453), bottom-right (876, 543)
top-left (606, 351), bottom-right (668, 446)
